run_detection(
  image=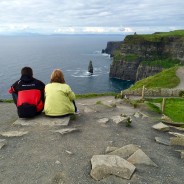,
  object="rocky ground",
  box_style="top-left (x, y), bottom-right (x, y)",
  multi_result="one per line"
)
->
top-left (0, 96), bottom-right (184, 184)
